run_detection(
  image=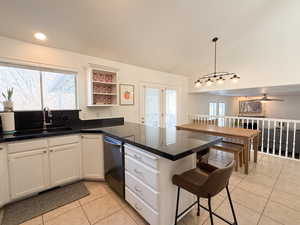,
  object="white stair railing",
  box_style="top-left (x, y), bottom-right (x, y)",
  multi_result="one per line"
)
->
top-left (189, 114), bottom-right (300, 160)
